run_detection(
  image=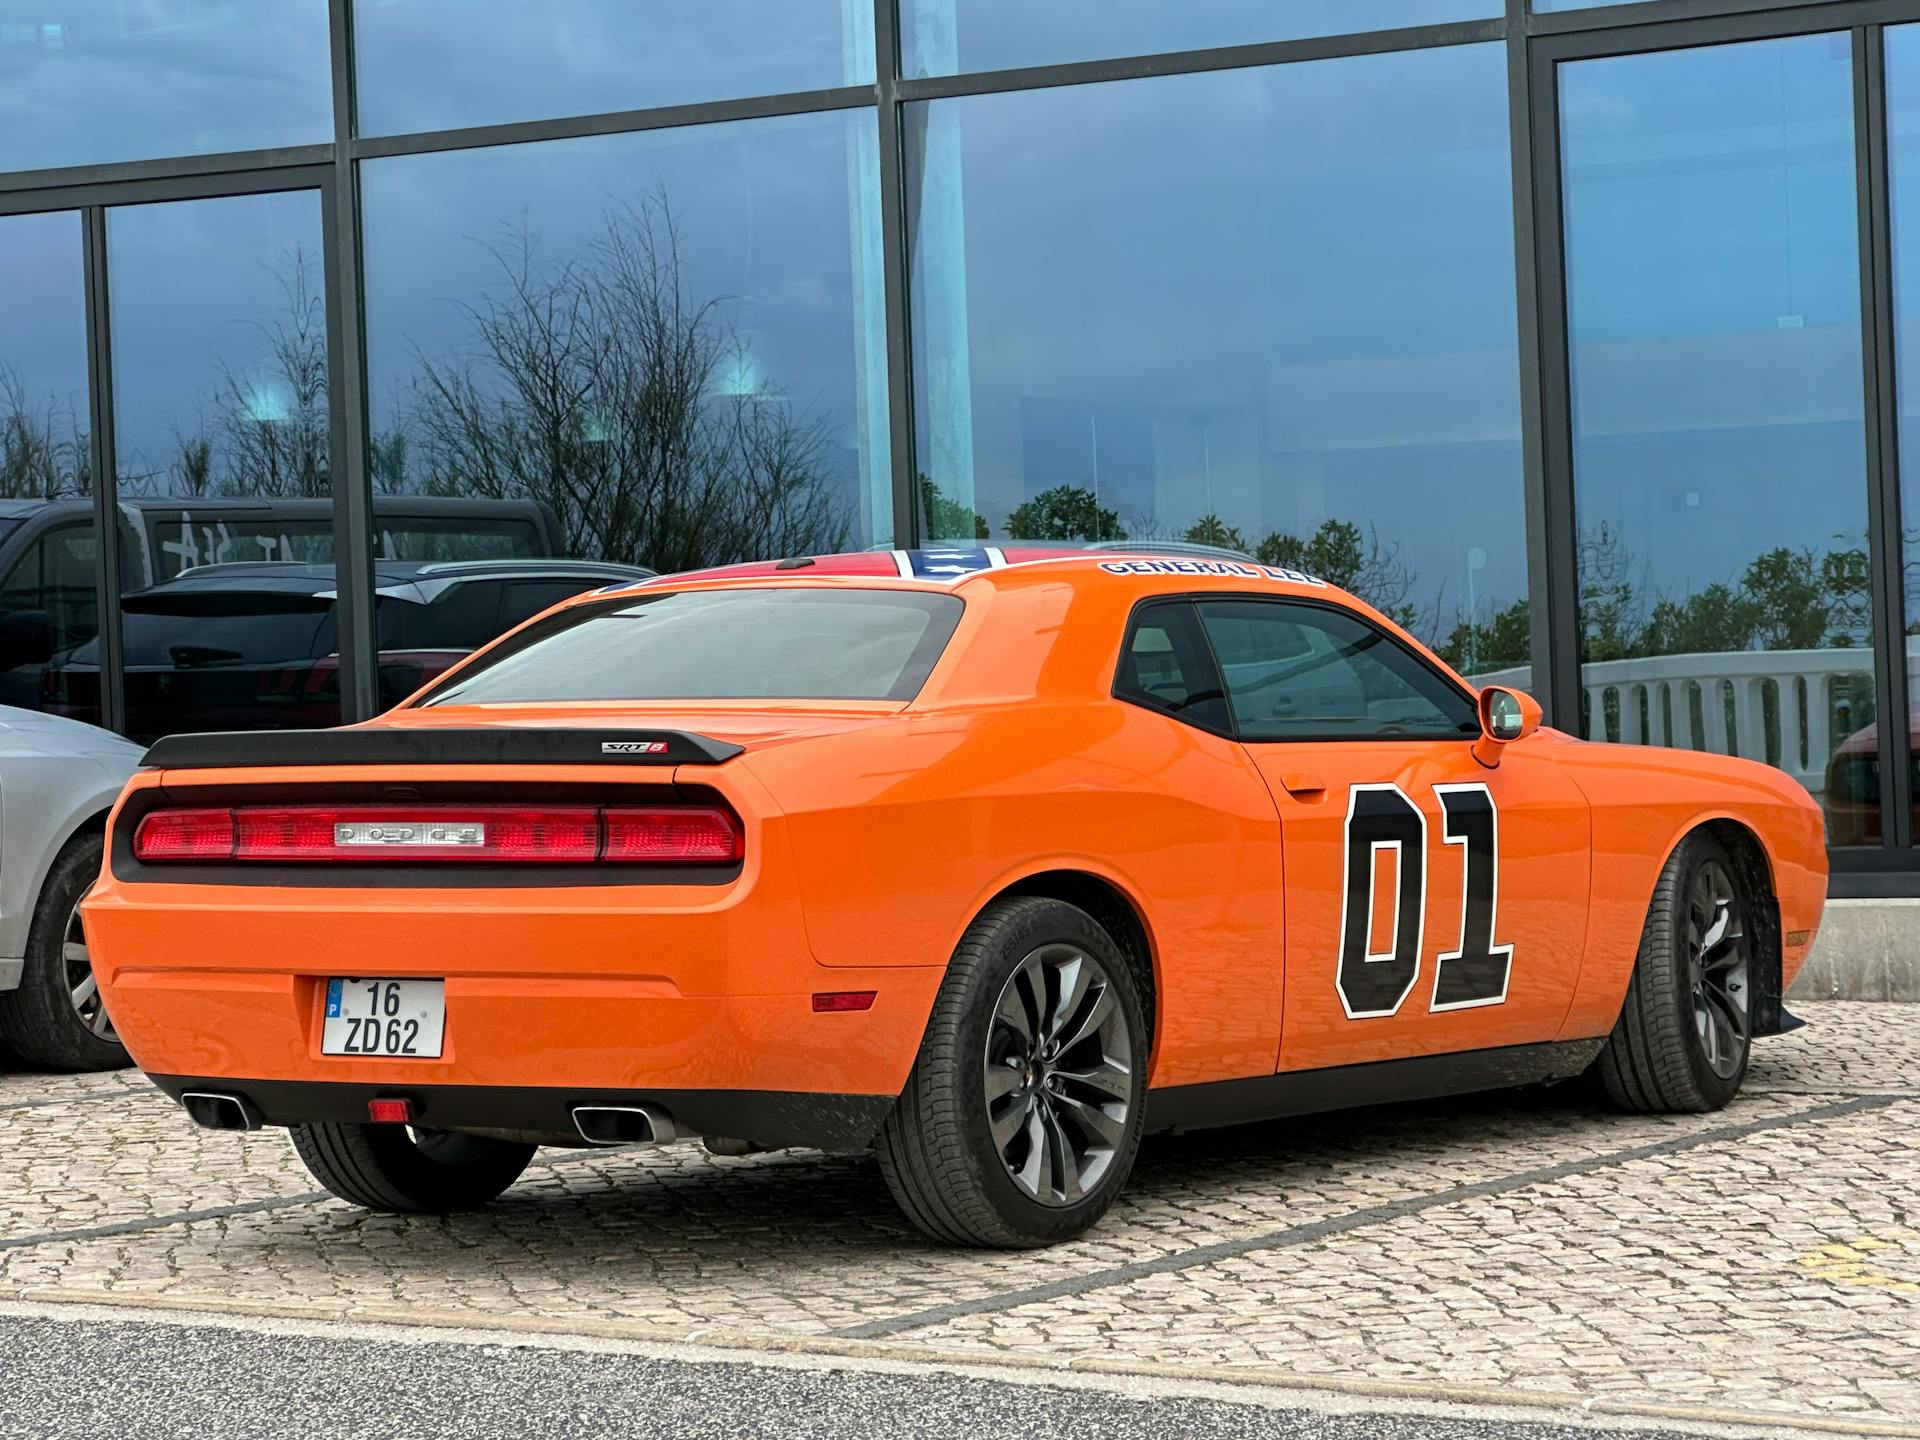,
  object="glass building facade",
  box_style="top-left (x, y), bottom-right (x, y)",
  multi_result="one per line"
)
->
top-left (0, 0), bottom-right (1914, 892)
